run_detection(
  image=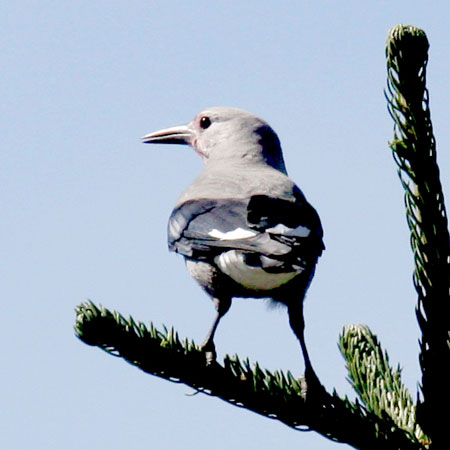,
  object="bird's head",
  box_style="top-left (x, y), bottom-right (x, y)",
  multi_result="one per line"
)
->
top-left (142, 107), bottom-right (286, 173)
